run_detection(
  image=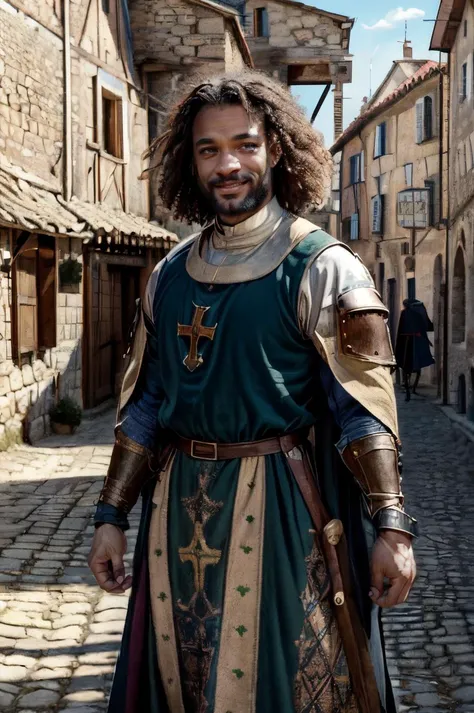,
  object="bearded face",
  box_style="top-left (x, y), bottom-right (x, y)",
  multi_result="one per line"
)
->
top-left (192, 104), bottom-right (280, 225)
